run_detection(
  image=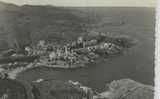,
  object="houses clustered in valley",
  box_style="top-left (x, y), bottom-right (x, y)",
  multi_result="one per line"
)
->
top-left (0, 32), bottom-right (132, 79)
top-left (24, 32), bottom-right (122, 68)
